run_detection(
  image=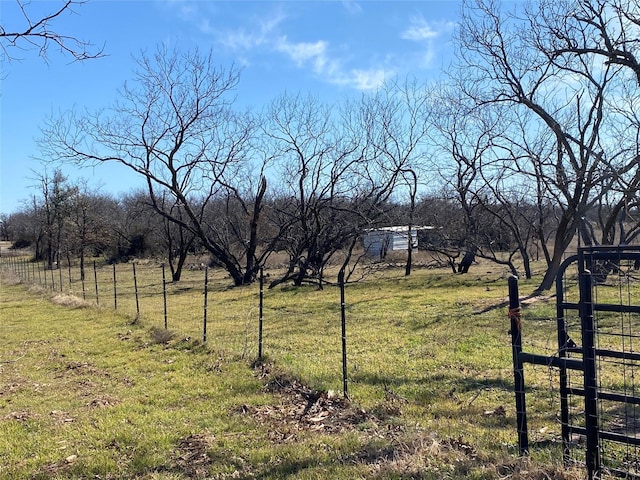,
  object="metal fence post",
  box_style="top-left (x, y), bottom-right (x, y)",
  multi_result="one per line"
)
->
top-left (339, 269), bottom-right (348, 399)
top-left (203, 267), bottom-right (209, 343)
top-left (258, 267), bottom-right (264, 360)
top-left (162, 264), bottom-right (168, 330)
top-left (67, 260), bottom-right (72, 292)
top-left (113, 263), bottom-right (118, 310)
top-left (81, 266), bottom-right (86, 300)
top-left (133, 263), bottom-right (140, 319)
top-left (93, 261), bottom-right (99, 305)
top-left (508, 275), bottom-right (529, 456)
